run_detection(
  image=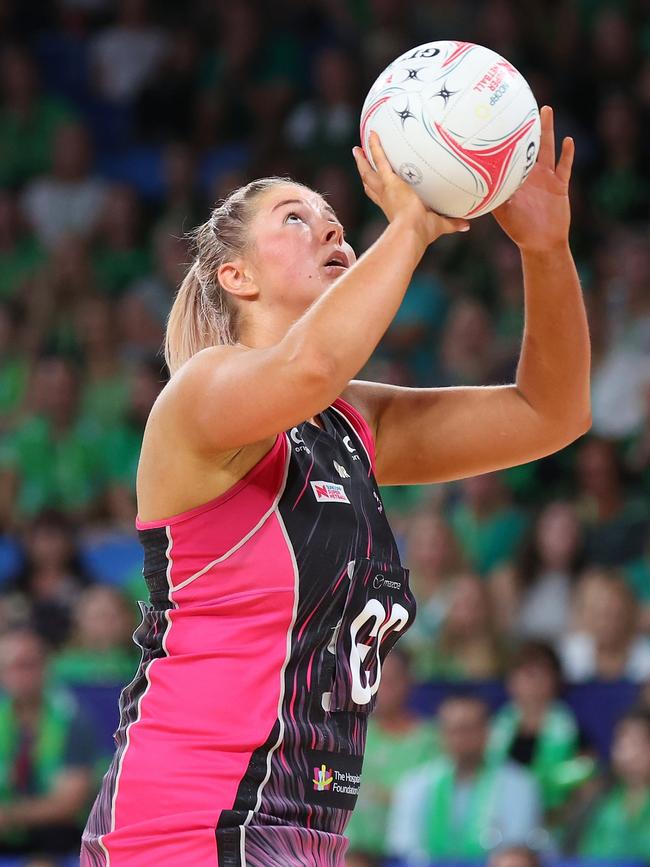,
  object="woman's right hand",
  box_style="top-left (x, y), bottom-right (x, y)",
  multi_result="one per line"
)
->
top-left (353, 132), bottom-right (470, 246)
